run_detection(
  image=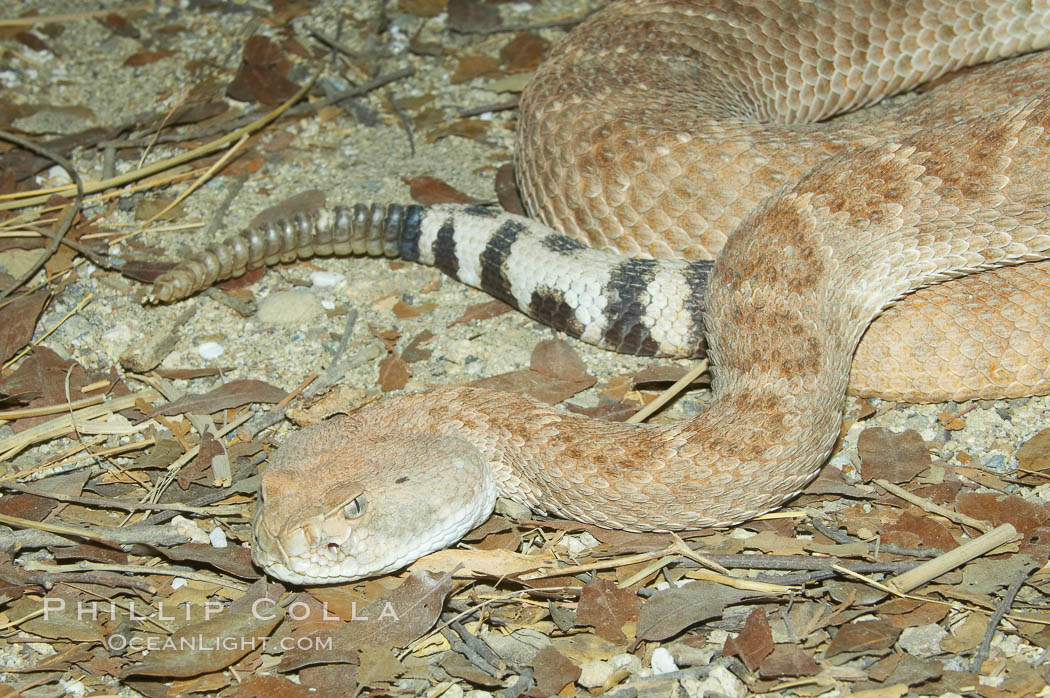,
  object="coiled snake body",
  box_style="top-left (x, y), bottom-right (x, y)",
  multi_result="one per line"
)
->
top-left (158, 1), bottom-right (1050, 582)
